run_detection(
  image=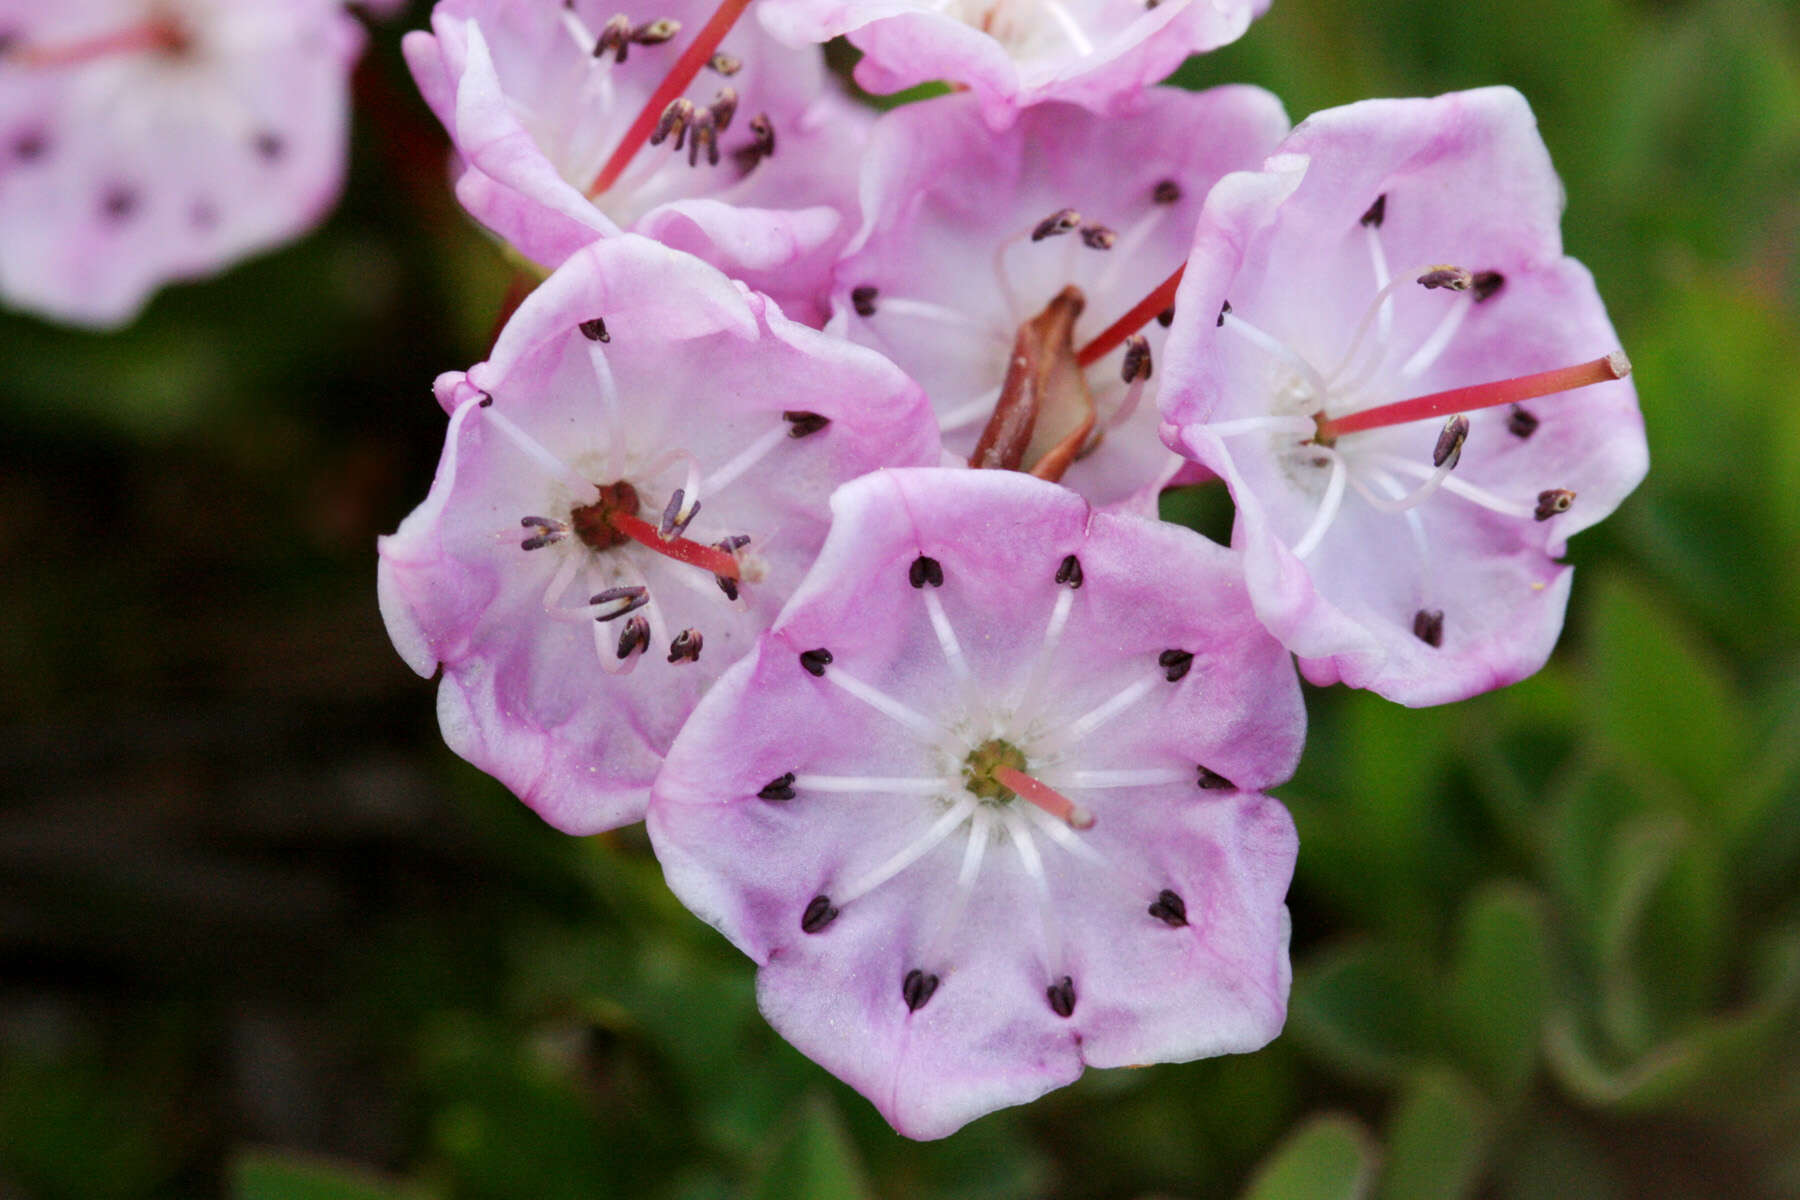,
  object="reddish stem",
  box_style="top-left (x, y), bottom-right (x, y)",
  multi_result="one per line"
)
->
top-left (608, 511), bottom-right (741, 578)
top-left (13, 21), bottom-right (186, 67)
top-left (1315, 351), bottom-right (1630, 441)
top-left (993, 766), bottom-right (1094, 830)
top-left (1076, 263), bottom-right (1184, 368)
top-left (585, 0), bottom-right (754, 198)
